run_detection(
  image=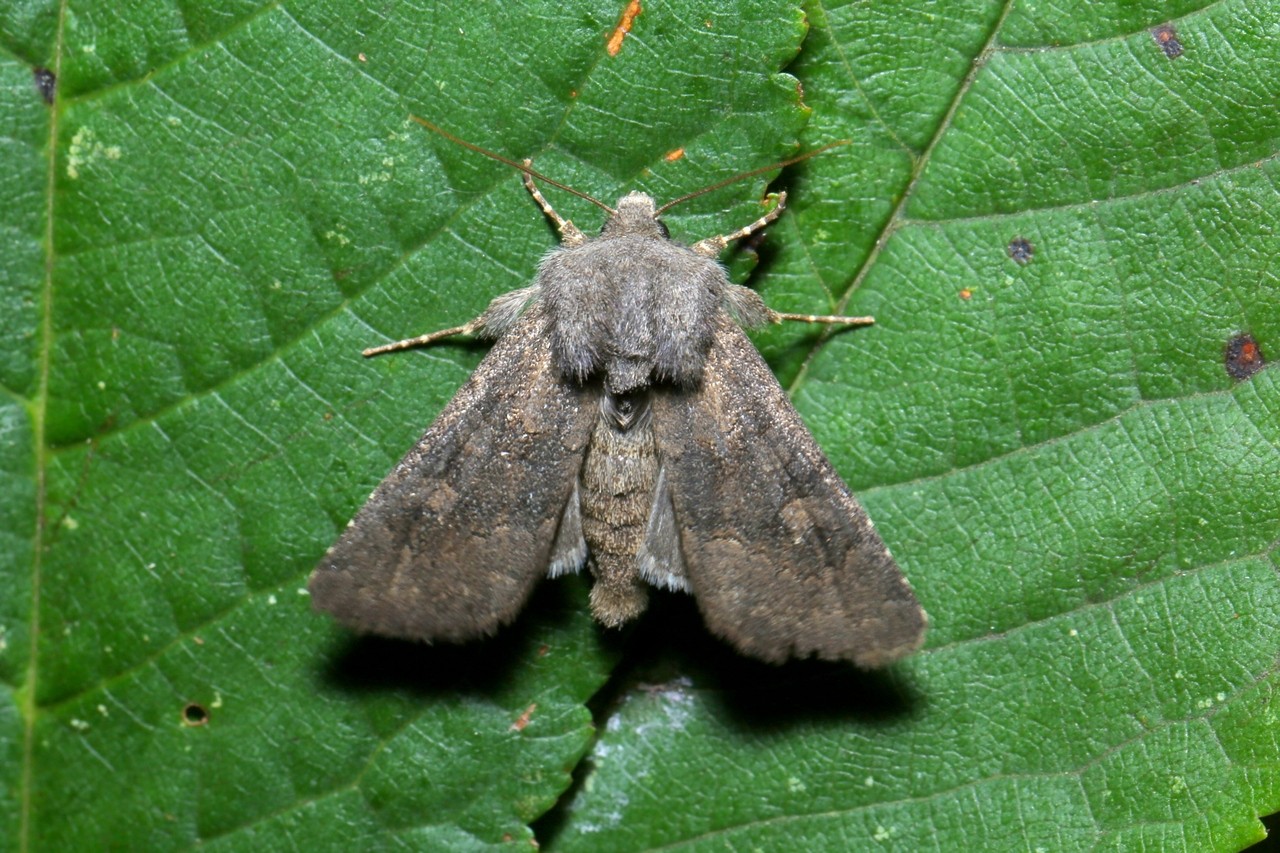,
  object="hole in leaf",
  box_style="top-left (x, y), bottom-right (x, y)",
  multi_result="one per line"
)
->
top-left (182, 703), bottom-right (210, 727)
